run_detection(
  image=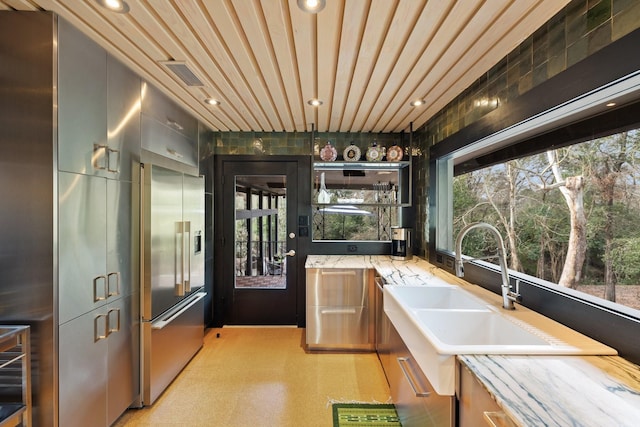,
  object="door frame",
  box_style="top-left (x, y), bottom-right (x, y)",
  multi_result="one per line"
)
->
top-left (213, 155), bottom-right (311, 327)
